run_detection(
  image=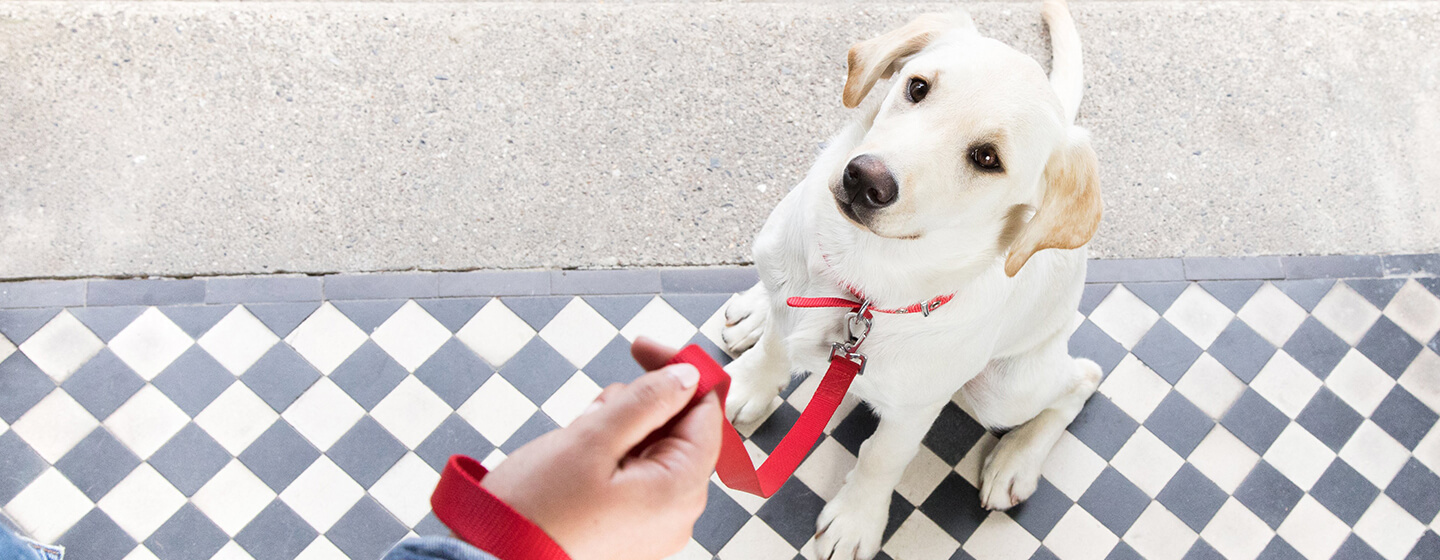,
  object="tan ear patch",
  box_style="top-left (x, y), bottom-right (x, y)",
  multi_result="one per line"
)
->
top-left (842, 12), bottom-right (974, 109)
top-left (1003, 133), bottom-right (1103, 277)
